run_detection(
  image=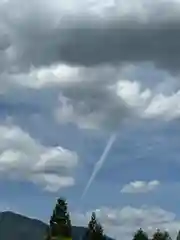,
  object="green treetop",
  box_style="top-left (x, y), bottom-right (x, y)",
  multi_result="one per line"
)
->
top-left (133, 228), bottom-right (149, 240)
top-left (46, 197), bottom-right (72, 240)
top-left (86, 212), bottom-right (105, 240)
top-left (152, 229), bottom-right (172, 240)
